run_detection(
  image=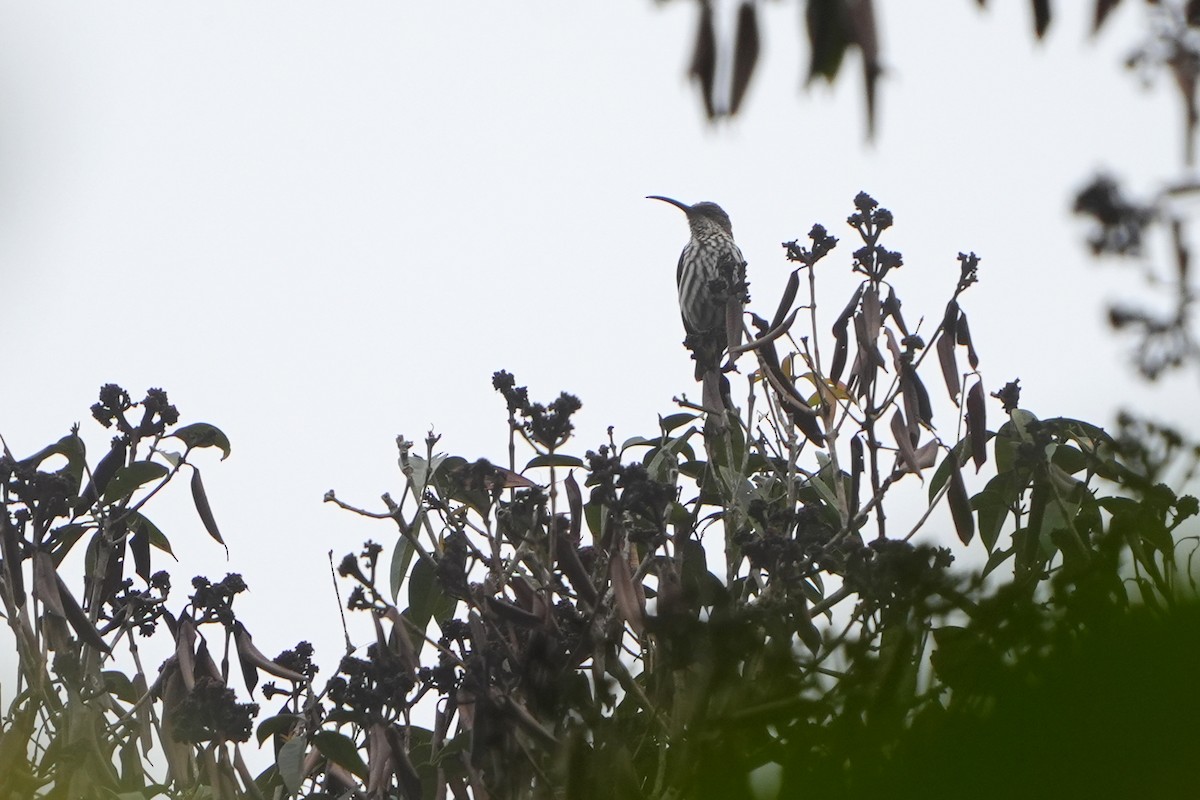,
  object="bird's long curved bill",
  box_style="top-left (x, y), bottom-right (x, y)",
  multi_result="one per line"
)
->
top-left (646, 195), bottom-right (690, 212)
